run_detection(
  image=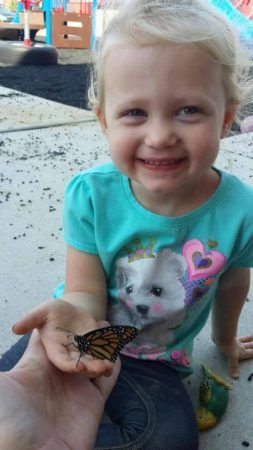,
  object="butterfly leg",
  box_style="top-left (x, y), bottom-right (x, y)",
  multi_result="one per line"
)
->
top-left (62, 342), bottom-right (84, 367)
top-left (76, 352), bottom-right (86, 367)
